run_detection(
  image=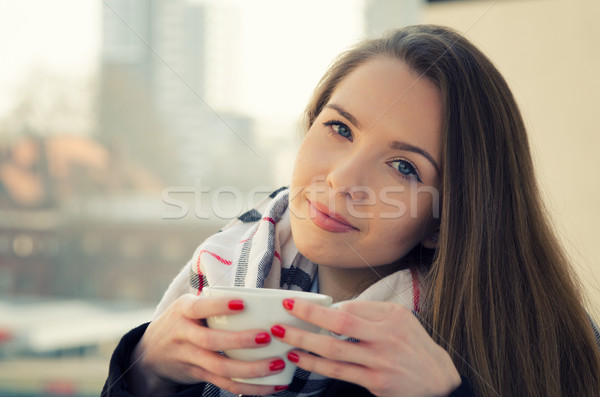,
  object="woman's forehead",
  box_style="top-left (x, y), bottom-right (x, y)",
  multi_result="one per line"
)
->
top-left (329, 57), bottom-right (438, 107)
top-left (326, 57), bottom-right (442, 159)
